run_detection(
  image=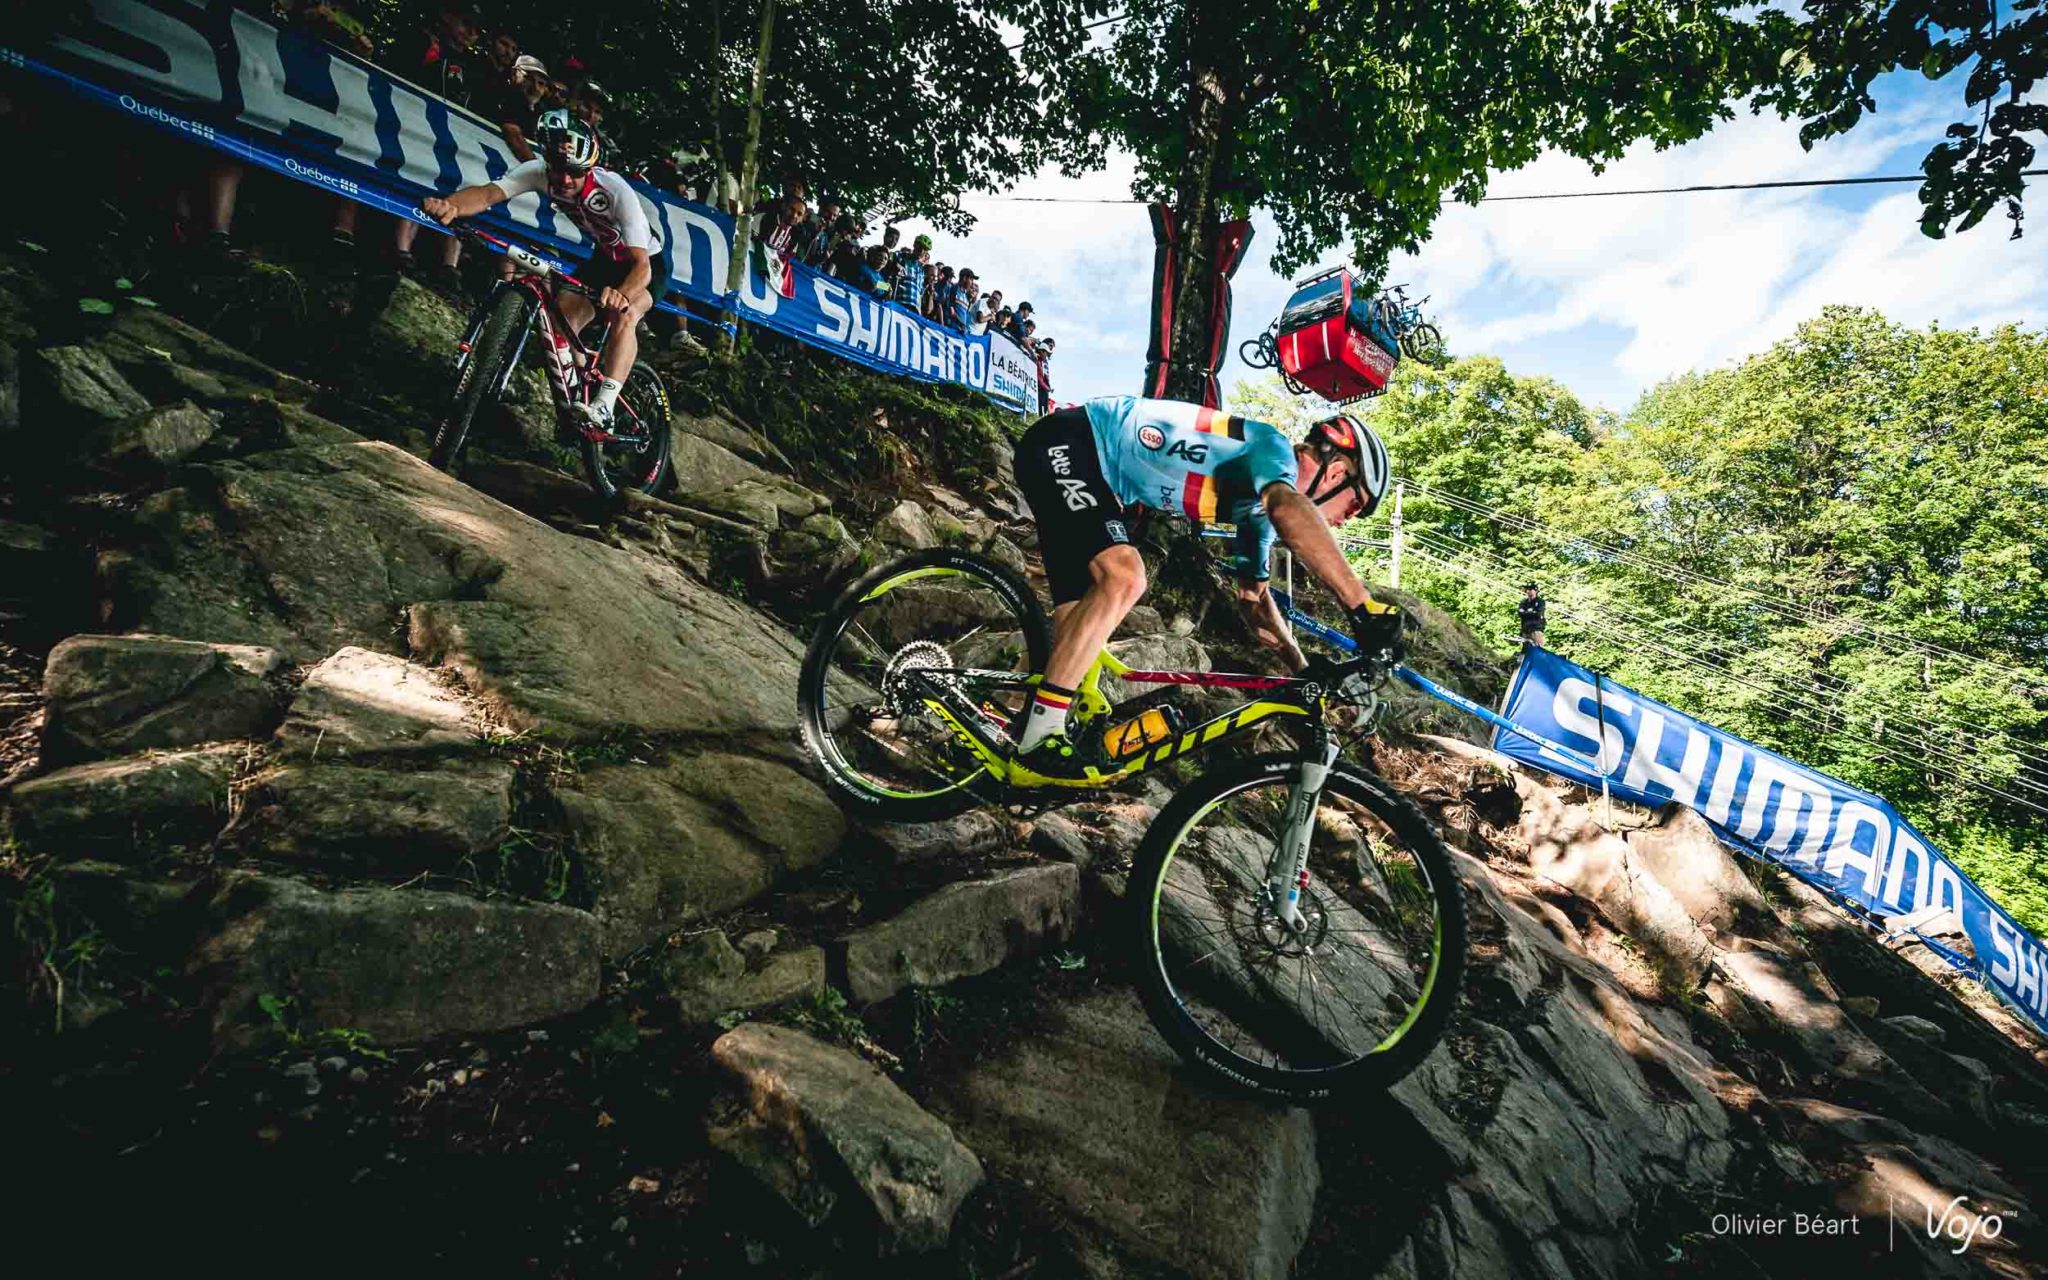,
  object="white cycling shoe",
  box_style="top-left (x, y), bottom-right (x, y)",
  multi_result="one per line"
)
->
top-left (572, 399), bottom-right (615, 437)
